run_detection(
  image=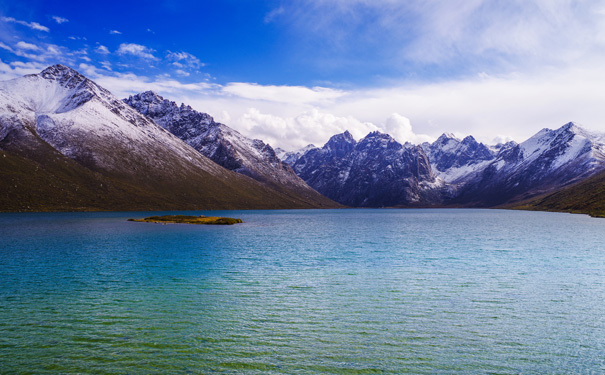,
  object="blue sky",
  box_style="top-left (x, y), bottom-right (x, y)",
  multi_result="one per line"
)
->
top-left (2, 0), bottom-right (605, 149)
